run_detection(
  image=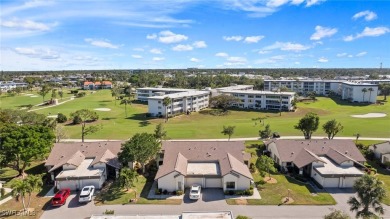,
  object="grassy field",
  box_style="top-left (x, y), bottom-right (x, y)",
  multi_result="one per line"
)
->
top-left (1, 90), bottom-right (389, 140)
